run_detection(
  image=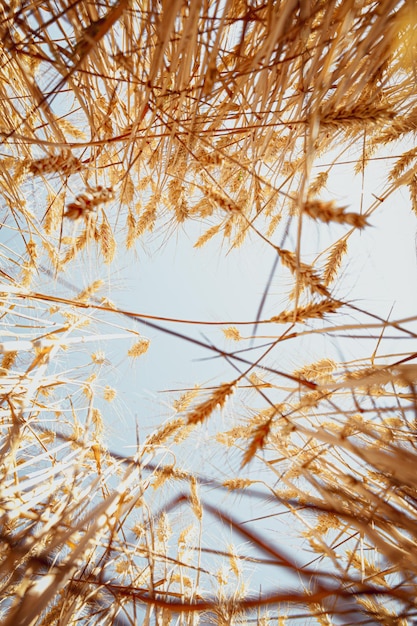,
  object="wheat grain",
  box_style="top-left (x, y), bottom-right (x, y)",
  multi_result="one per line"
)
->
top-left (28, 151), bottom-right (82, 176)
top-left (194, 223), bottom-right (222, 248)
top-left (127, 338), bottom-right (150, 358)
top-left (172, 386), bottom-right (200, 413)
top-left (323, 239), bottom-right (348, 286)
top-left (76, 279), bottom-right (103, 302)
top-left (222, 478), bottom-right (254, 491)
top-left (308, 172), bottom-right (329, 196)
top-left (98, 217), bottom-right (116, 264)
top-left (279, 248), bottom-right (329, 296)
top-left (186, 383), bottom-right (235, 425)
top-left (147, 418), bottom-right (186, 448)
top-left (103, 386), bottom-right (116, 402)
top-left (302, 199), bottom-right (368, 228)
top-left (241, 418), bottom-right (272, 468)
top-left (270, 299), bottom-right (343, 324)
top-left (409, 173), bottom-right (417, 216)
top-left (0, 350), bottom-right (17, 372)
top-left (266, 213), bottom-right (282, 237)
top-left (65, 187), bottom-right (114, 221)
top-left (223, 326), bottom-right (241, 341)
top-left (190, 477), bottom-right (202, 521)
